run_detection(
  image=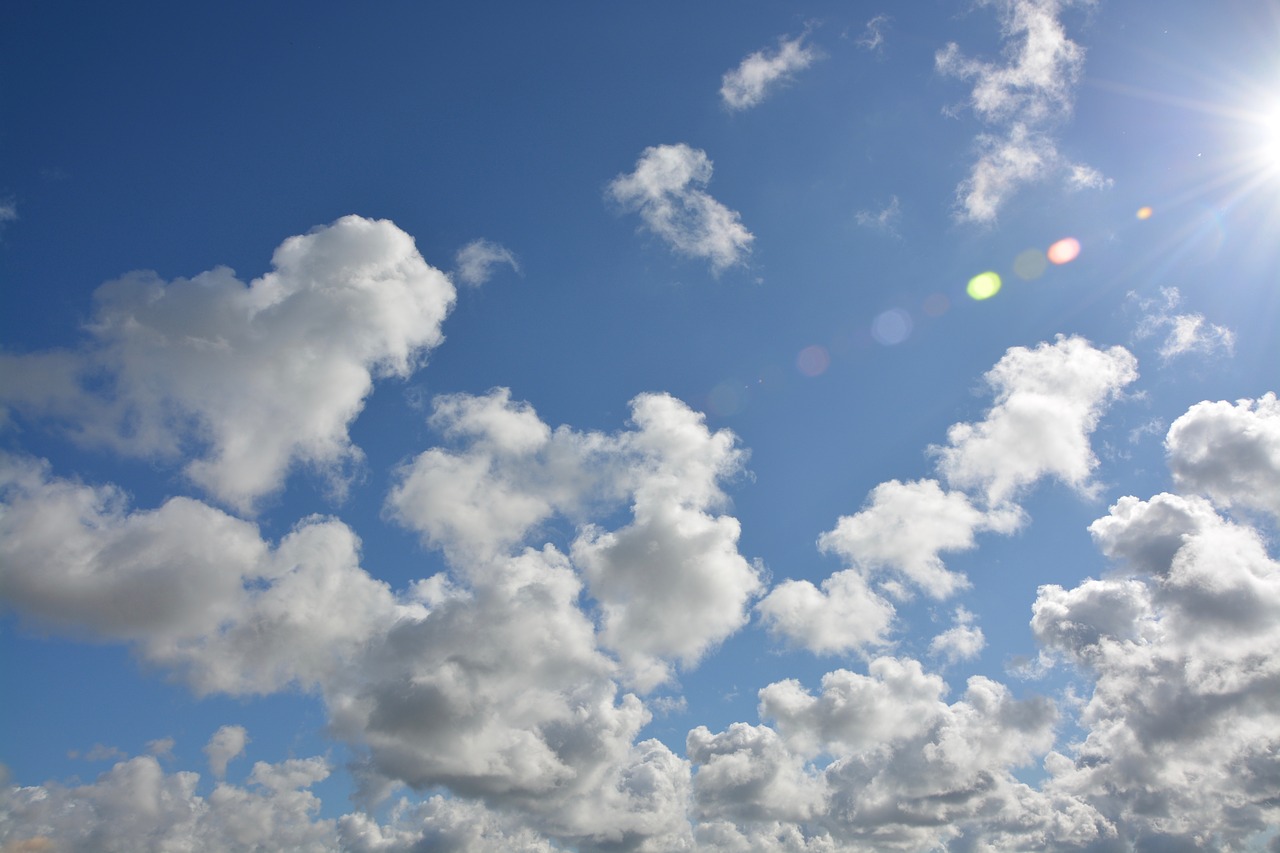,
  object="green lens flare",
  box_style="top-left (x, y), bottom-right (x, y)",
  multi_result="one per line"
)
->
top-left (966, 271), bottom-right (1002, 300)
